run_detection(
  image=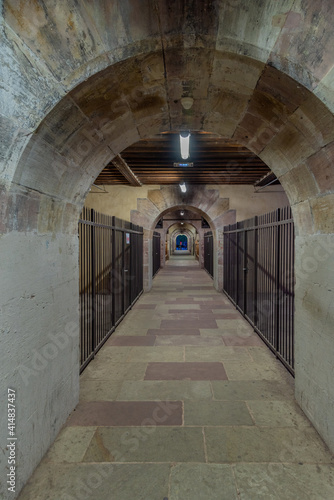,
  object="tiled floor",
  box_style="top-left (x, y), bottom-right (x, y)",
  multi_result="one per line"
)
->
top-left (18, 258), bottom-right (334, 499)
